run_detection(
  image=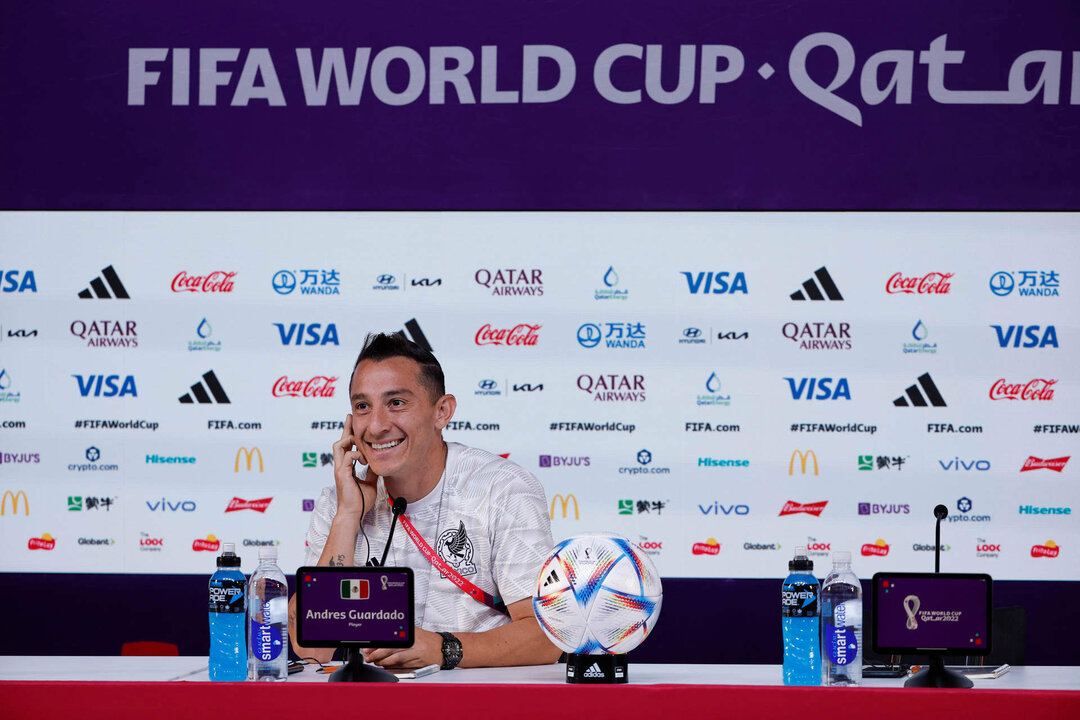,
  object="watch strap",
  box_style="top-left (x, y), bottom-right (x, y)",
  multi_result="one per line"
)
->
top-left (438, 631), bottom-right (463, 670)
